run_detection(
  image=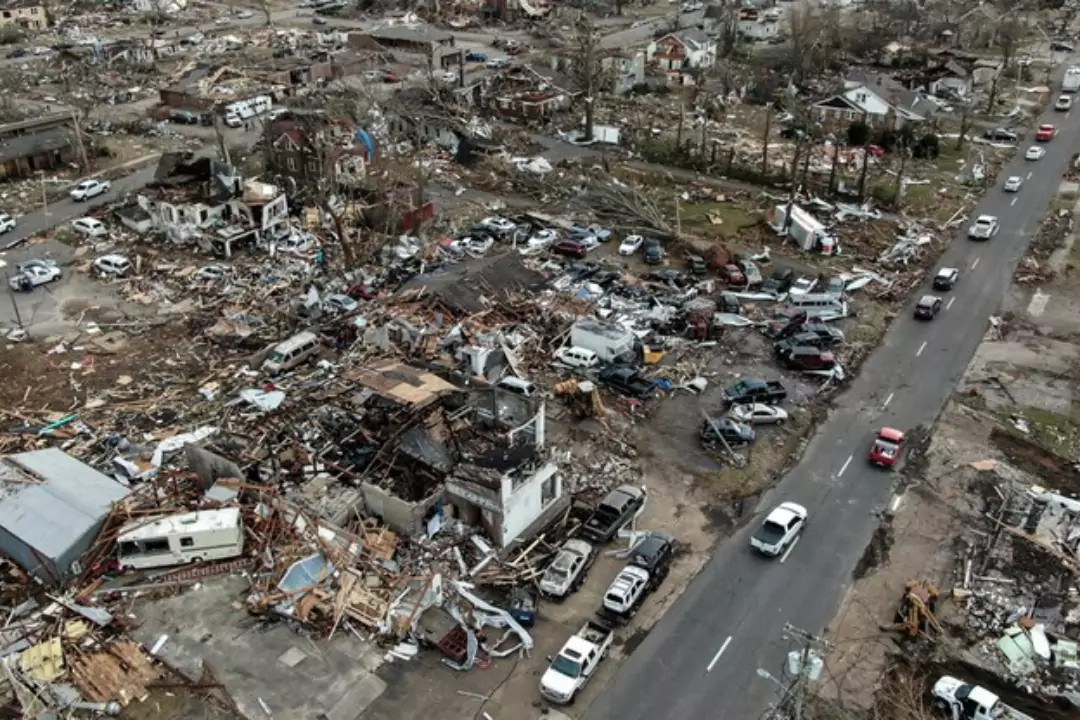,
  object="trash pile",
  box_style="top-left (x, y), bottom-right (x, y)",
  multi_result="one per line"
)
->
top-left (941, 460), bottom-right (1080, 705)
